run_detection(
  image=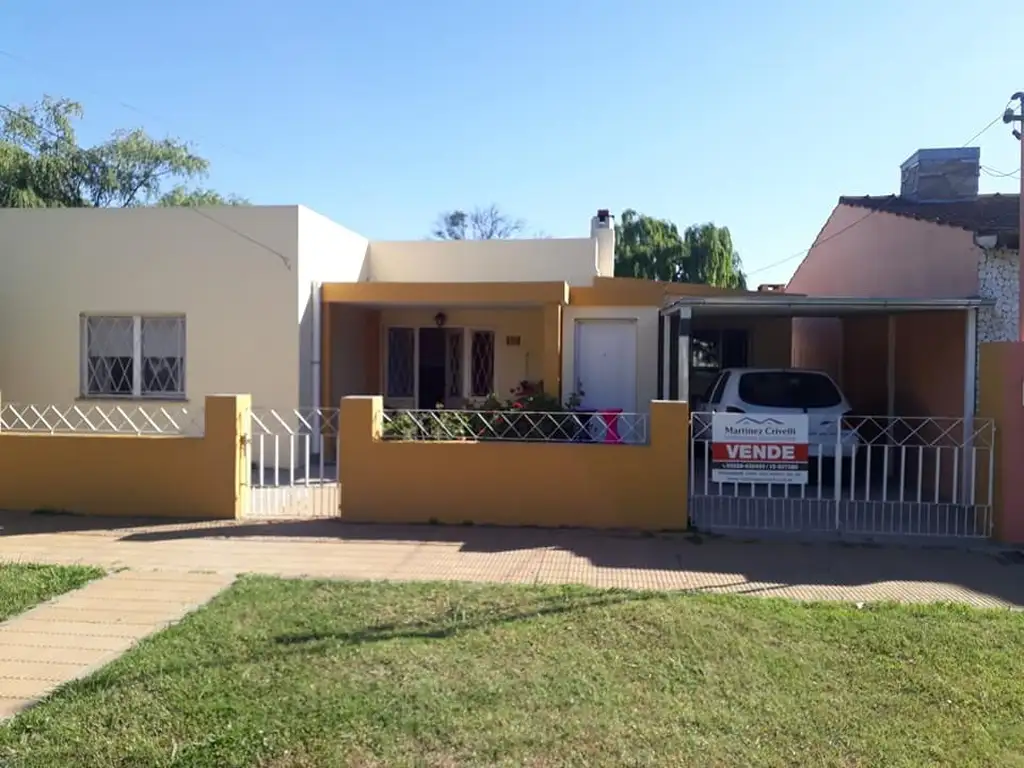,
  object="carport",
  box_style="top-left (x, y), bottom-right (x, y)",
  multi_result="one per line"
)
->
top-left (658, 293), bottom-right (996, 541)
